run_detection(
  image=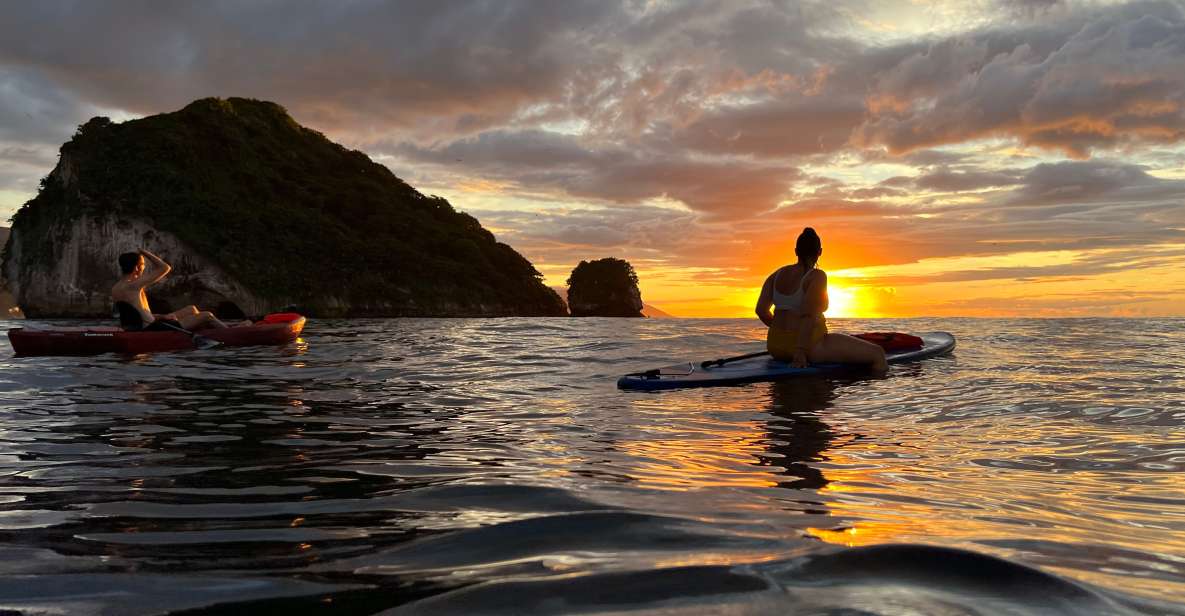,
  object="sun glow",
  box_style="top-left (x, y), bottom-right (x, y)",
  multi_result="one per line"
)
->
top-left (825, 283), bottom-right (859, 318)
